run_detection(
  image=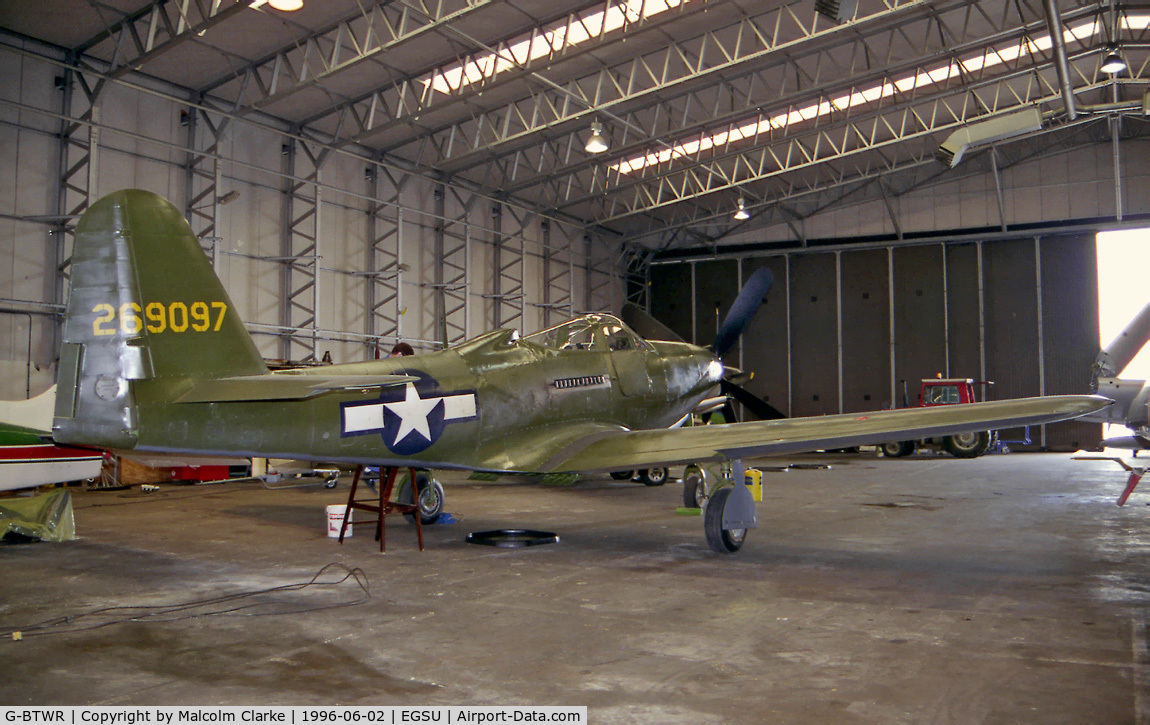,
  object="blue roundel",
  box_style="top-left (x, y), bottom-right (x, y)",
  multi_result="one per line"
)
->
top-left (339, 370), bottom-right (478, 456)
top-left (381, 371), bottom-right (447, 455)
